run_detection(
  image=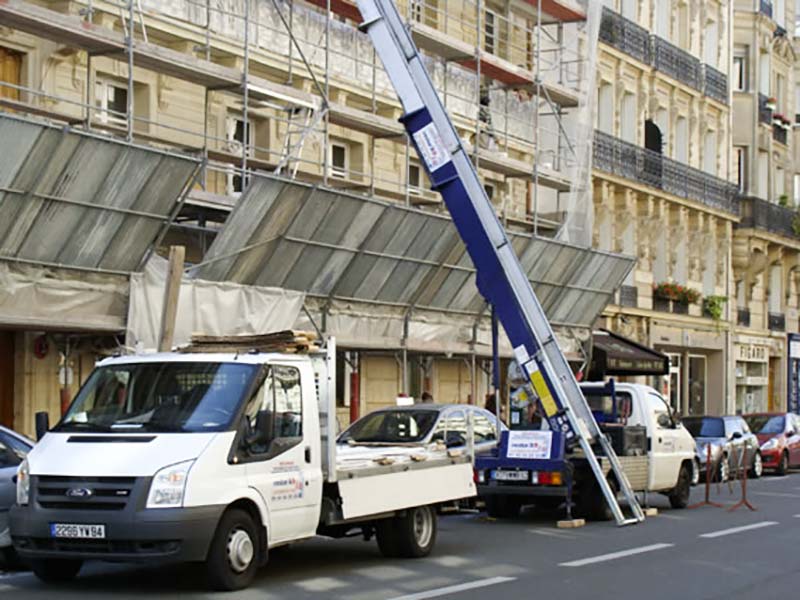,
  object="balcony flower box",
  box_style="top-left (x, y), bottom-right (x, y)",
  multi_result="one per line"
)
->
top-left (773, 113), bottom-right (785, 125)
top-left (766, 98), bottom-right (778, 111)
top-left (653, 297), bottom-right (671, 312)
